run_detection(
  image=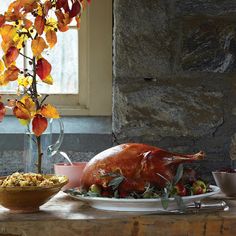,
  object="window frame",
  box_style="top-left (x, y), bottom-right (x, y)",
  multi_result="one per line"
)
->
top-left (1, 0), bottom-right (112, 116)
